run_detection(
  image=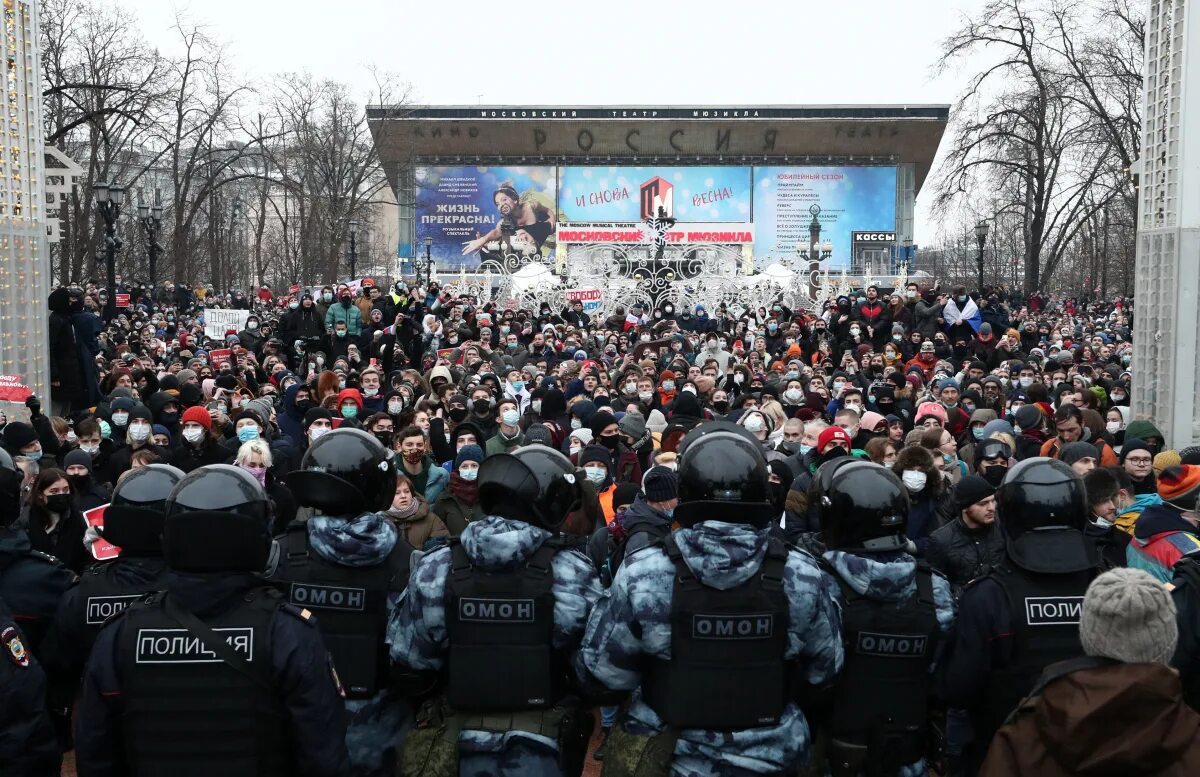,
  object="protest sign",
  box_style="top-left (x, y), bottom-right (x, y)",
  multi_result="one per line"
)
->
top-left (84, 505), bottom-right (121, 561)
top-left (202, 308), bottom-right (250, 340)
